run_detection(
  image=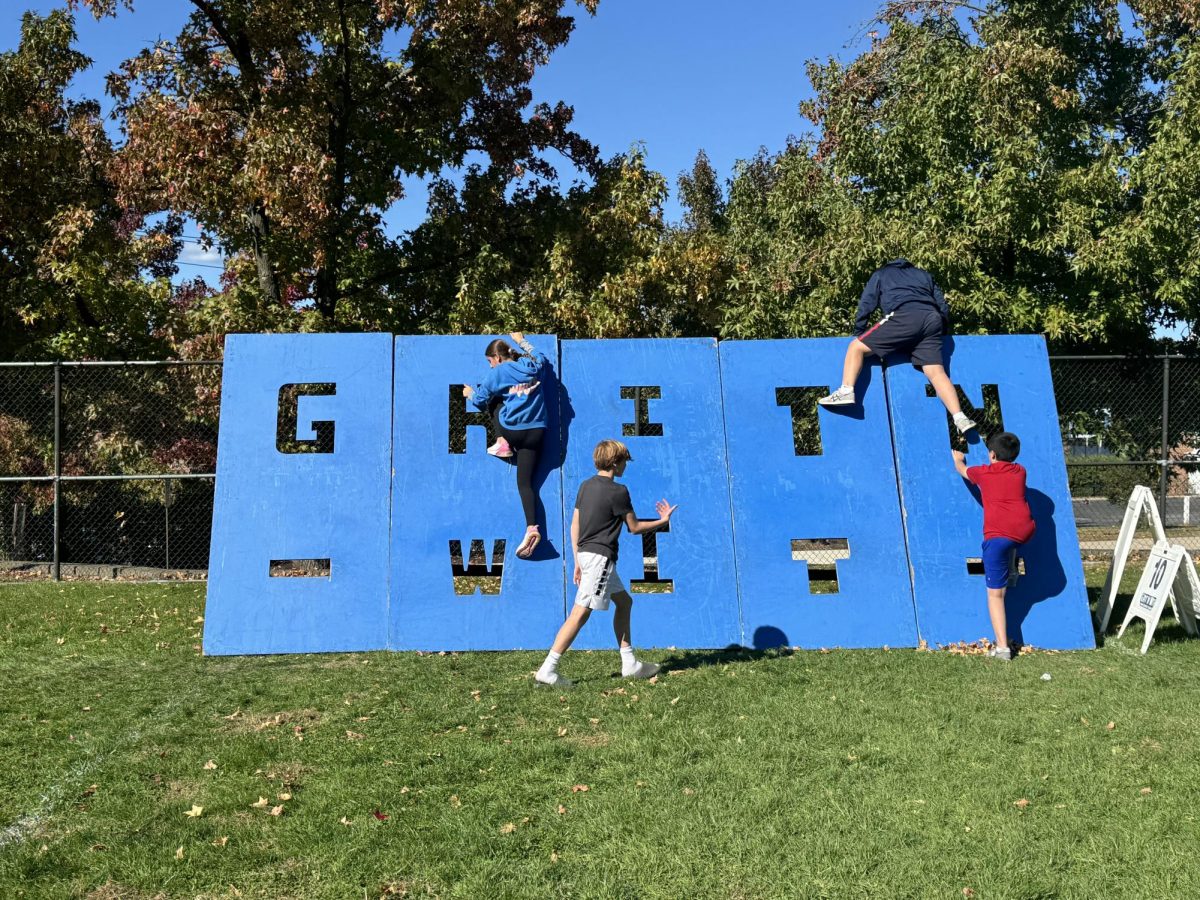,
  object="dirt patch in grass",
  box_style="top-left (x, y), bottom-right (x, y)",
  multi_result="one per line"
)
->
top-left (567, 732), bottom-right (612, 749)
top-left (221, 708), bottom-right (323, 734)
